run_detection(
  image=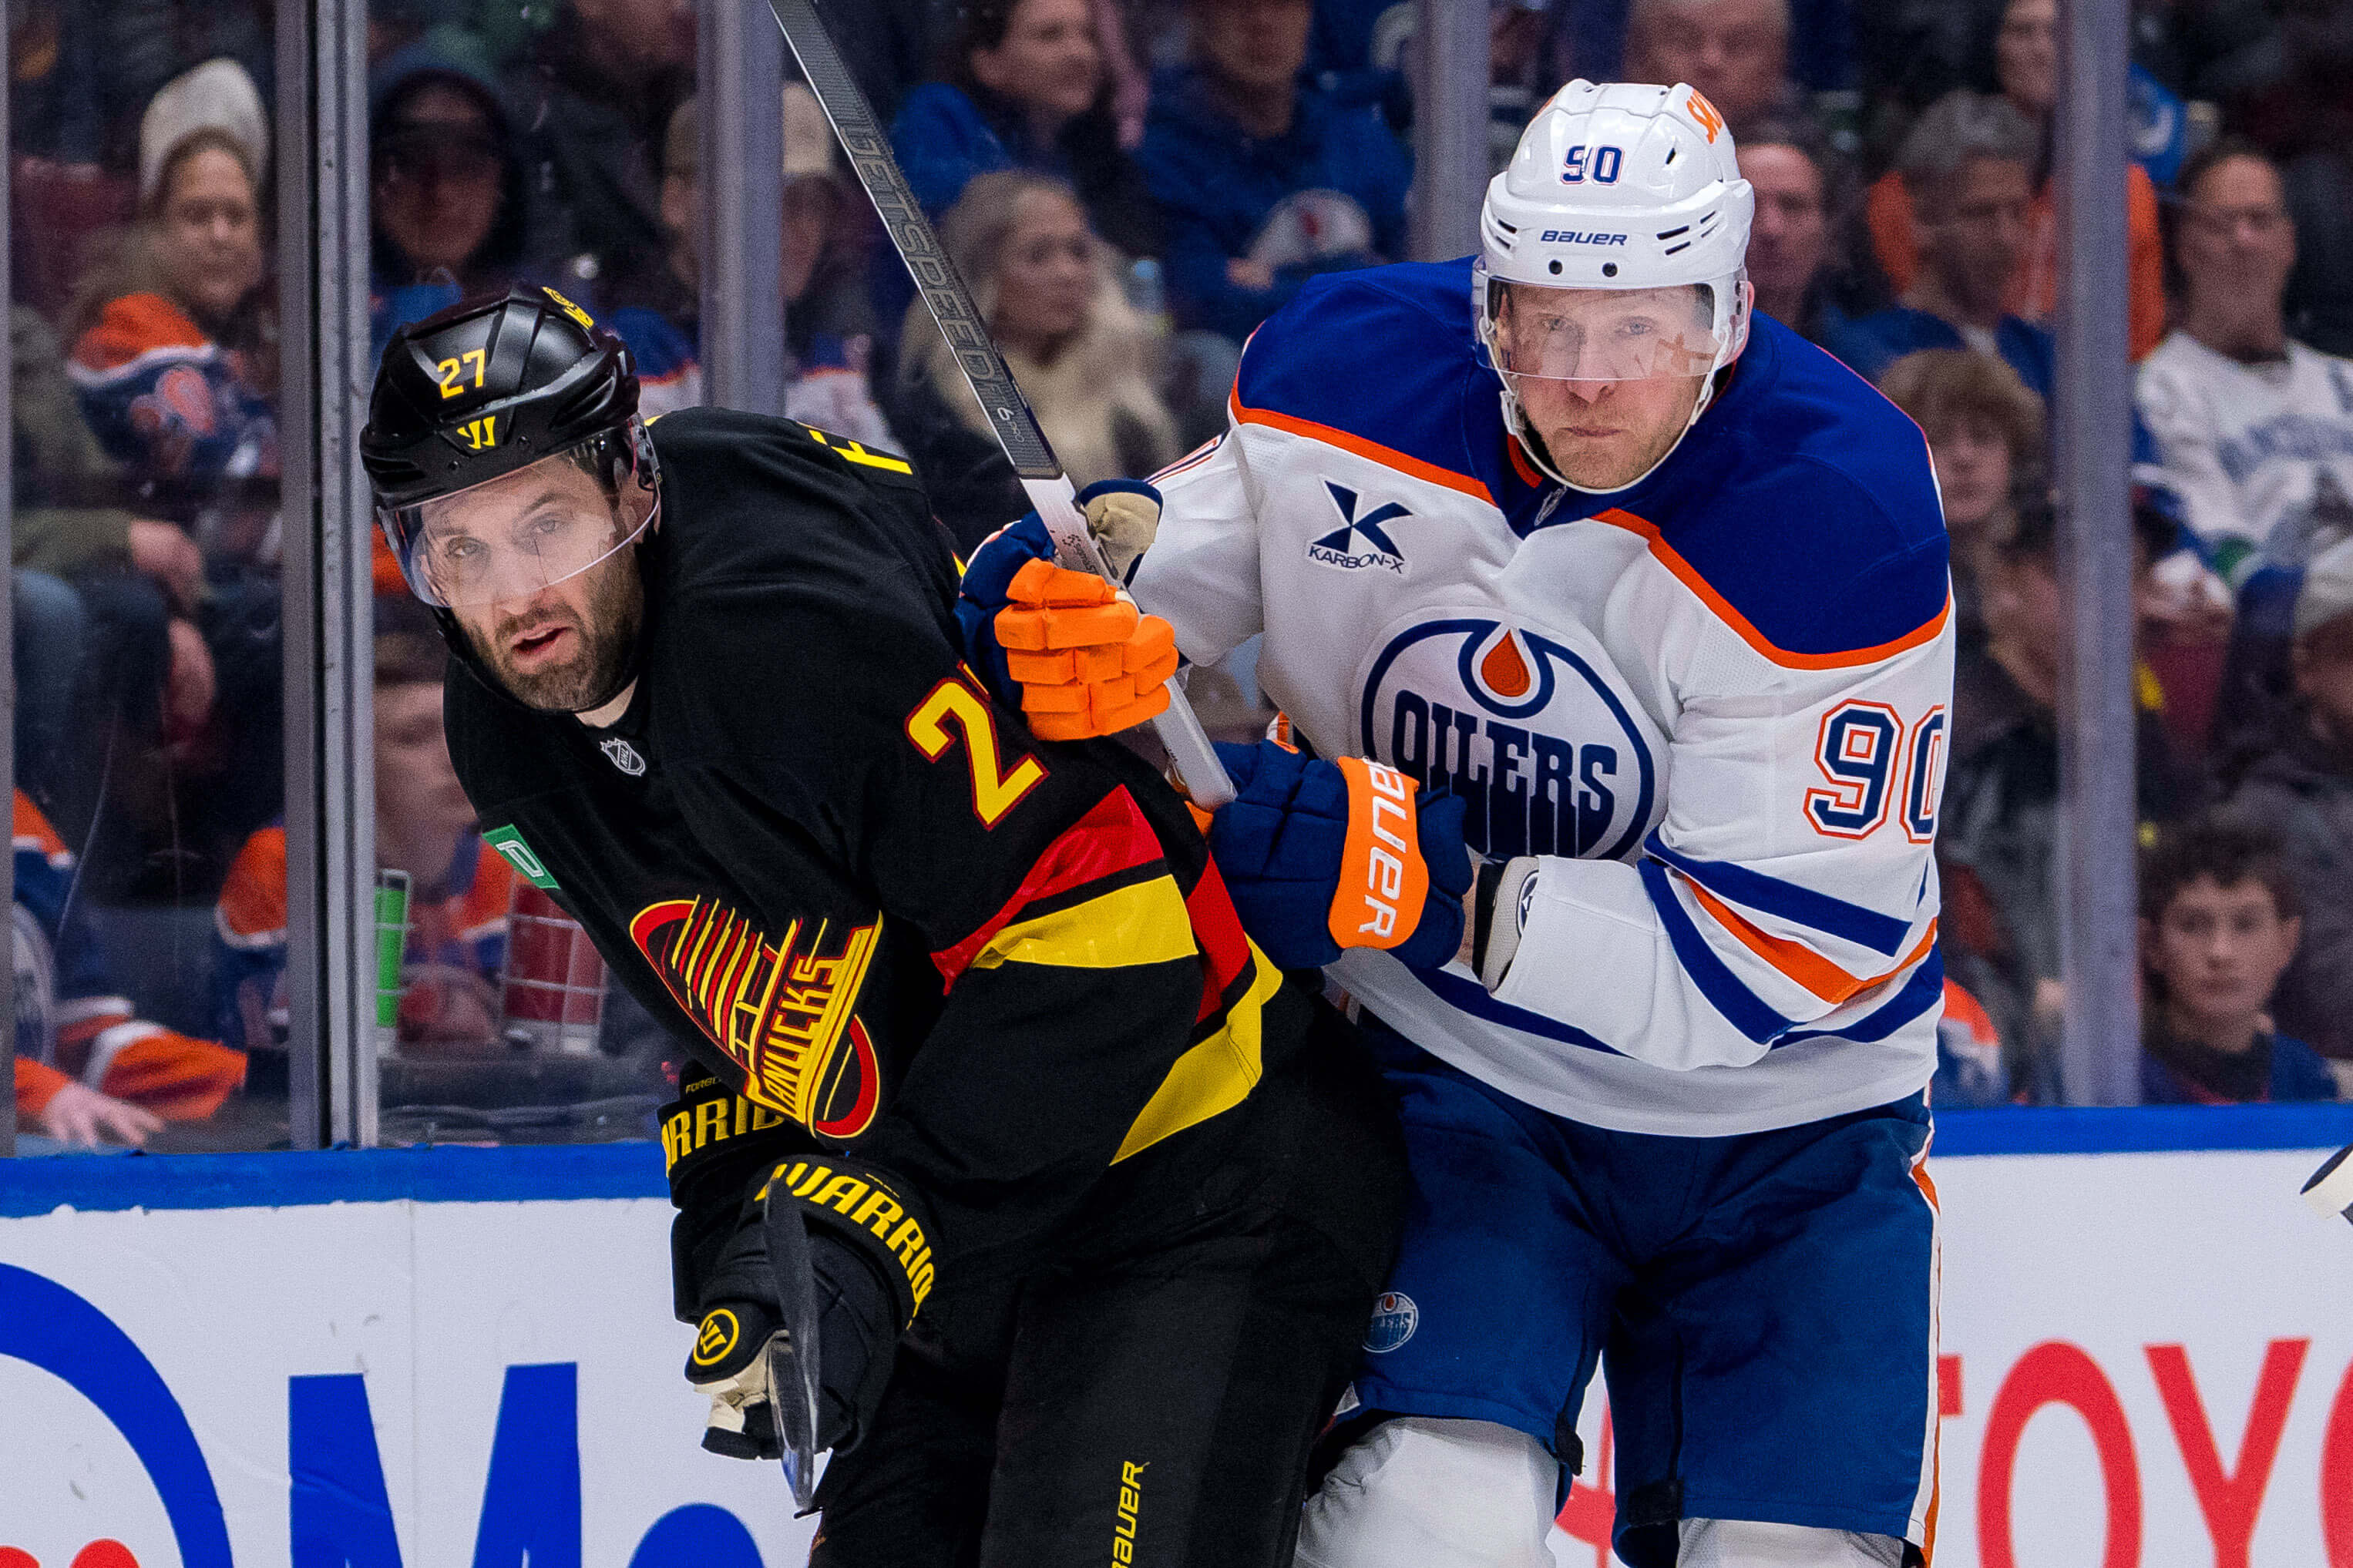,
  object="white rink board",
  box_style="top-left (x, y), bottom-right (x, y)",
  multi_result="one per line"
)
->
top-left (3, 1139), bottom-right (2351, 1568)
top-left (0, 1193), bottom-right (821, 1568)
top-left (1551, 1145), bottom-right (2353, 1566)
